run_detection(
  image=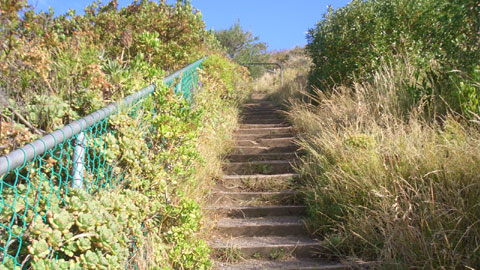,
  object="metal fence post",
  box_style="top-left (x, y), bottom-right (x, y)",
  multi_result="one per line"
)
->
top-left (71, 132), bottom-right (85, 189)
